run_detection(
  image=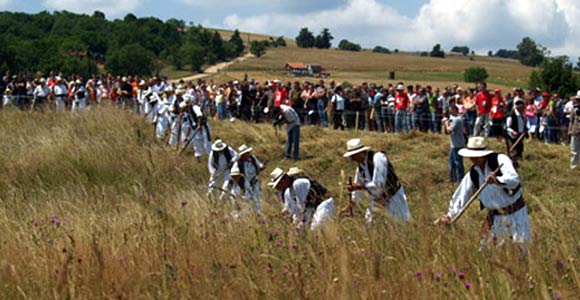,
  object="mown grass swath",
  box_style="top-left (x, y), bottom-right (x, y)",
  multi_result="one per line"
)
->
top-left (0, 107), bottom-right (577, 299)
